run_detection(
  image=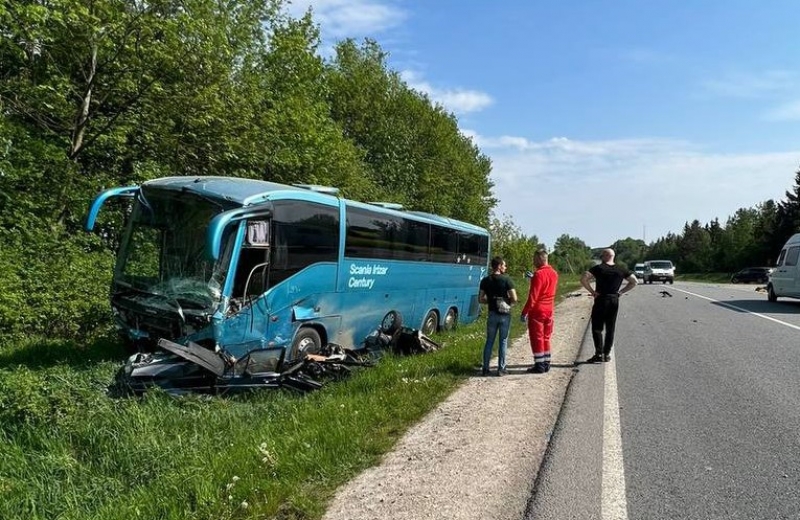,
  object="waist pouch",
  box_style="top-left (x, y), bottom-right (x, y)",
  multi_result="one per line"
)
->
top-left (495, 297), bottom-right (511, 314)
